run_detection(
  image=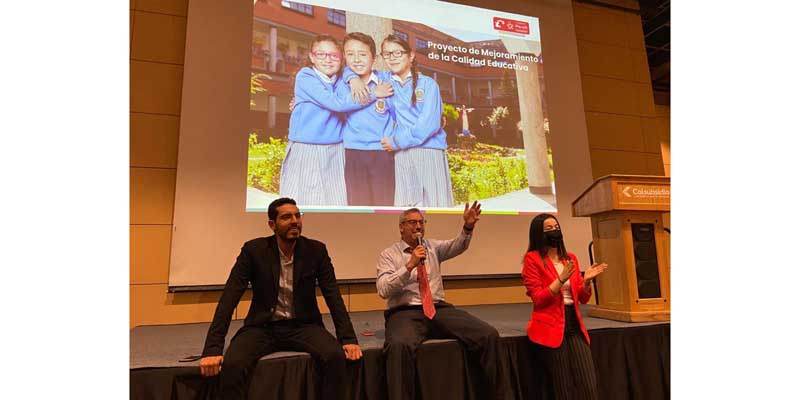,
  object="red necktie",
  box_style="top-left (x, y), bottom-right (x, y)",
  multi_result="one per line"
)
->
top-left (417, 260), bottom-right (436, 319)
